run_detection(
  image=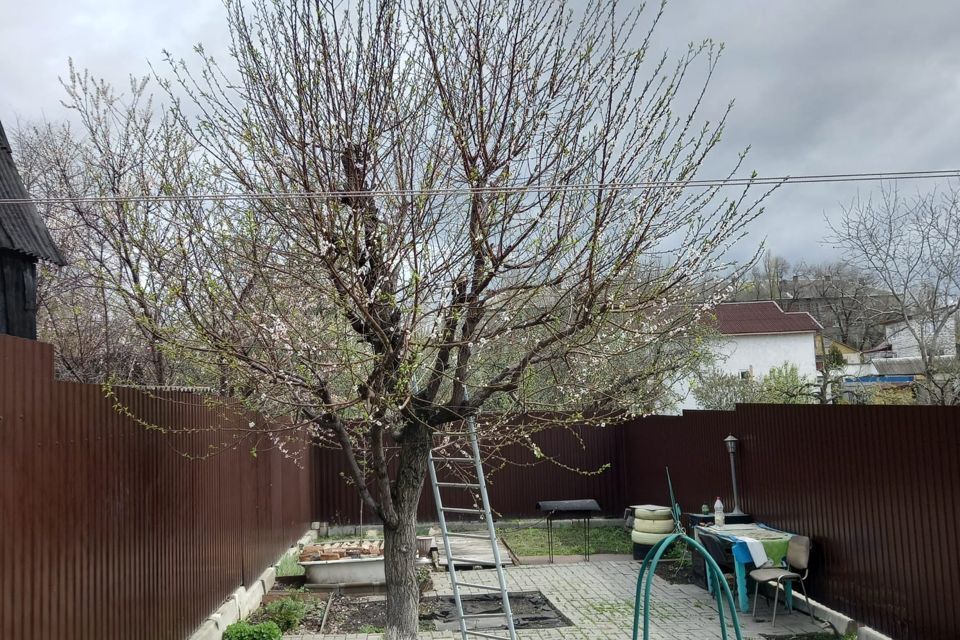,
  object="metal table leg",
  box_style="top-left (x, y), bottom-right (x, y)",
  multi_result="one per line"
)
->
top-left (585, 516), bottom-right (591, 562)
top-left (547, 515), bottom-right (554, 564)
